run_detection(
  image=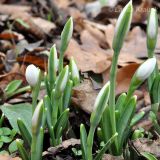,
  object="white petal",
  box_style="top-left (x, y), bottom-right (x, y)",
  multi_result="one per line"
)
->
top-left (136, 58), bottom-right (156, 81)
top-left (25, 64), bottom-right (39, 87)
